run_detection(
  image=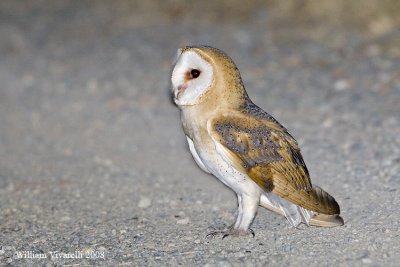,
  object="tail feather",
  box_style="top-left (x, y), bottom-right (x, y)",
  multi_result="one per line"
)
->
top-left (272, 183), bottom-right (341, 215)
top-left (260, 193), bottom-right (312, 227)
top-left (312, 185), bottom-right (341, 215)
top-left (309, 213), bottom-right (344, 227)
top-left (260, 191), bottom-right (344, 227)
